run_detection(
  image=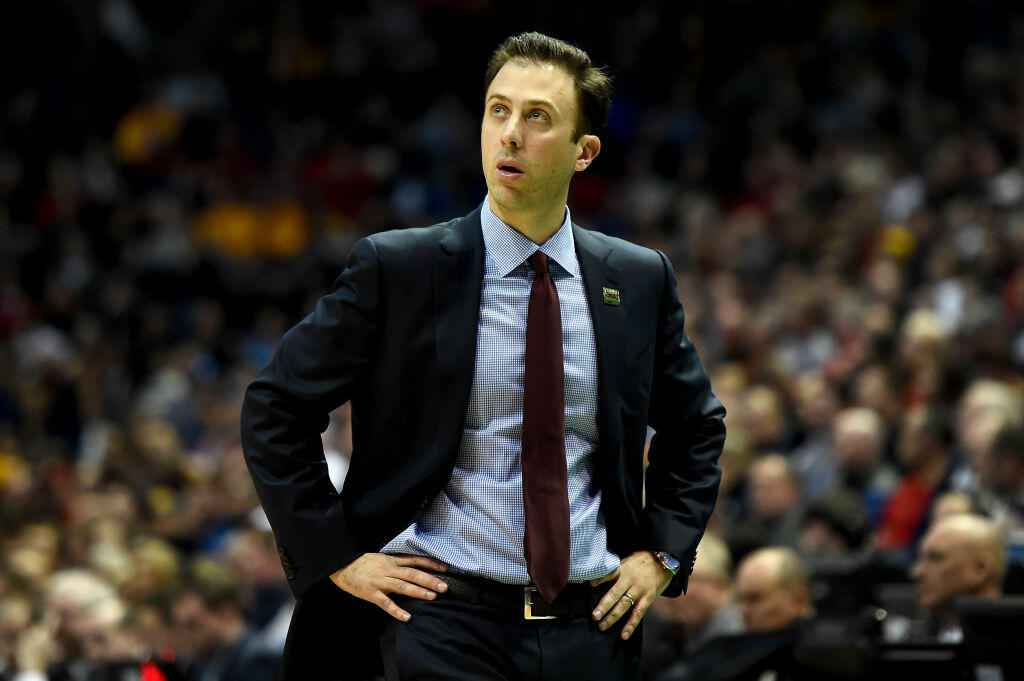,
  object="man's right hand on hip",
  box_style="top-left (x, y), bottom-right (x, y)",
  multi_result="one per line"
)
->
top-left (329, 553), bottom-right (449, 621)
